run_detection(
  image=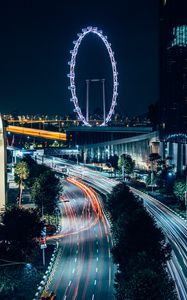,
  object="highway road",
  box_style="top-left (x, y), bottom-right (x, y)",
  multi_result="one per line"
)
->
top-left (38, 155), bottom-right (187, 300)
top-left (42, 178), bottom-right (115, 300)
top-left (130, 187), bottom-right (187, 300)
